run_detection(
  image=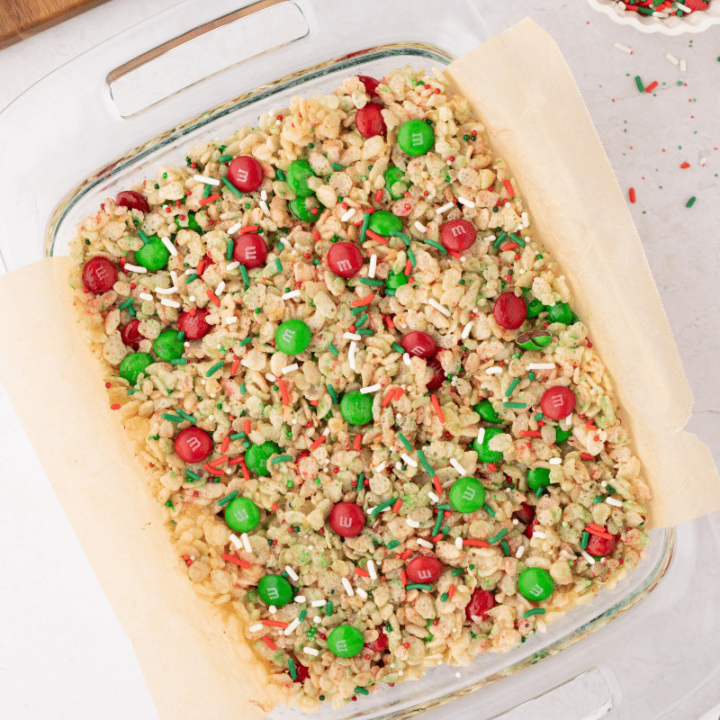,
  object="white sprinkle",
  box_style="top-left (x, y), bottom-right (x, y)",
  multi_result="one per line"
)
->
top-left (311, 599), bottom-right (326, 607)
top-left (515, 545), bottom-right (526, 559)
top-left (344, 332), bottom-right (361, 341)
top-left (161, 298), bottom-right (180, 309)
top-left (414, 221), bottom-right (427, 233)
top-left (549, 457), bottom-right (562, 465)
top-left (606, 497), bottom-right (623, 507)
top-left (285, 565), bottom-right (299, 581)
top-left (279, 236), bottom-right (290, 247)
top-left (450, 458), bottom-right (466, 475)
top-left (485, 366), bottom-right (502, 375)
top-left (428, 299), bottom-right (451, 317)
top-left (240, 533), bottom-right (252, 553)
top-left (368, 254), bottom-right (377, 278)
top-left (485, 235), bottom-right (496, 244)
top-left (457, 196), bottom-right (475, 208)
top-left (293, 596), bottom-right (306, 604)
top-left (368, 560), bottom-right (377, 580)
top-left (265, 373), bottom-right (277, 382)
top-left (455, 672), bottom-right (461, 678)
top-left (155, 286), bottom-right (177, 295)
top-left (417, 538), bottom-right (434, 549)
top-left (528, 363), bottom-right (555, 370)
top-left (614, 42), bottom-right (632, 54)
top-left (601, 481), bottom-right (608, 487)
top-left (170, 271), bottom-right (179, 286)
top-left (229, 534), bottom-right (242, 549)
top-left (428, 491), bottom-right (439, 503)
top-left (313, 616), bottom-right (322, 623)
top-left (512, 518), bottom-right (519, 525)
top-left (436, 202), bottom-right (454, 215)
top-left (304, 647), bottom-right (319, 656)
top-left (215, 281), bottom-right (226, 295)
top-left (269, 605), bottom-right (277, 614)
top-left (360, 383), bottom-right (382, 394)
top-left (322, 426), bottom-right (330, 437)
top-left (680, 59), bottom-right (687, 73)
top-left (406, 518), bottom-right (420, 529)
top-left (261, 190), bottom-right (267, 201)
top-left (403, 352), bottom-right (411, 366)
top-left (161, 236), bottom-right (177, 256)
top-left (259, 200), bottom-right (270, 216)
top-left (342, 577), bottom-right (354, 596)
top-left (401, 453), bottom-right (418, 467)
top-left (281, 289), bottom-right (301, 300)
top-left (461, 321), bottom-right (474, 340)
top-left (455, 537), bottom-right (463, 549)
top-left (184, 342), bottom-right (190, 347)
top-left (227, 222), bottom-right (243, 234)
top-left (582, 551), bottom-right (596, 566)
top-left (366, 507), bottom-right (376, 515)
top-left (533, 531), bottom-right (547, 539)
top-left (282, 363), bottom-right (299, 375)
top-left (240, 360), bottom-right (252, 369)
top-left (565, 414), bottom-right (573, 426)
top-left (225, 261), bottom-right (240, 272)
top-left (349, 341), bottom-right (357, 371)
top-left (225, 316), bottom-right (238, 324)
top-left (700, 157), bottom-right (707, 167)
top-left (189, 295), bottom-right (196, 301)
top-left (356, 587), bottom-right (368, 599)
top-left (522, 212), bottom-right (529, 227)
top-left (341, 208), bottom-right (356, 222)
top-left (477, 427), bottom-right (485, 445)
top-left (284, 617), bottom-right (301, 635)
top-left (666, 53), bottom-right (679, 66)
top-left (193, 175), bottom-right (219, 185)
top-left (249, 623), bottom-right (264, 632)
top-left (138, 292), bottom-right (154, 301)
top-left (375, 461), bottom-right (387, 473)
